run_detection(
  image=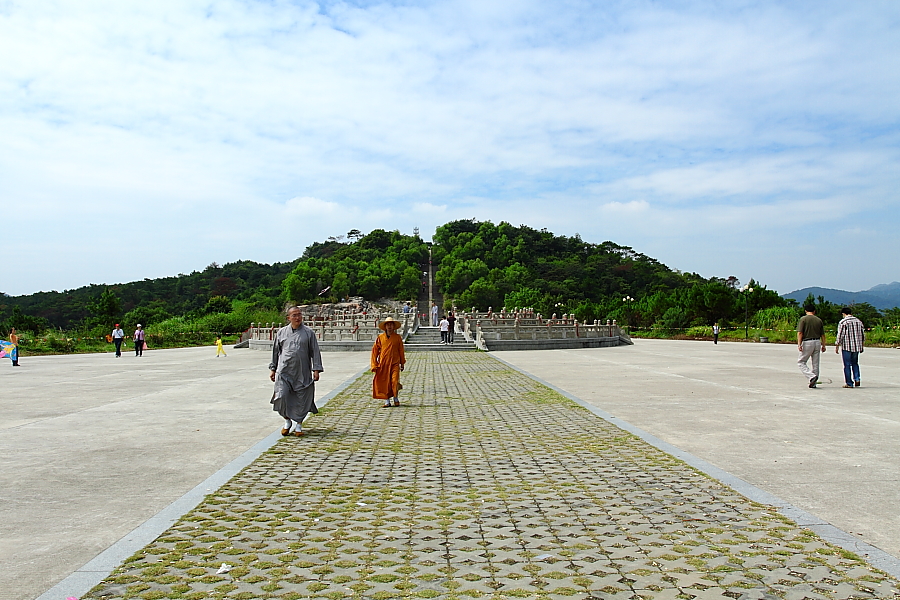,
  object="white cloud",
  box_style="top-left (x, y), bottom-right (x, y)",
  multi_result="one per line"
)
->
top-left (603, 150), bottom-right (897, 204)
top-left (599, 200), bottom-right (650, 215)
top-left (1, 0), bottom-right (899, 295)
top-left (284, 196), bottom-right (340, 215)
top-left (412, 202), bottom-right (447, 214)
